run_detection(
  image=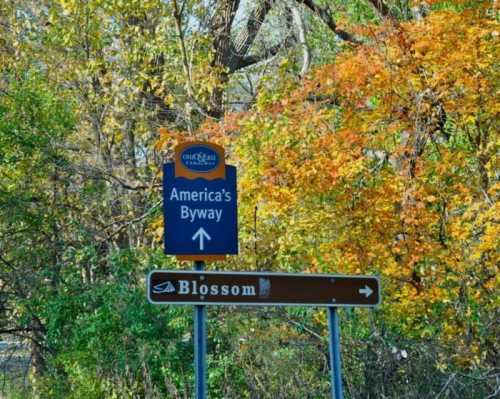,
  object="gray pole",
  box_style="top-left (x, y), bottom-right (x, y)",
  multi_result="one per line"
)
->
top-left (194, 260), bottom-right (207, 399)
top-left (328, 307), bottom-right (344, 399)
